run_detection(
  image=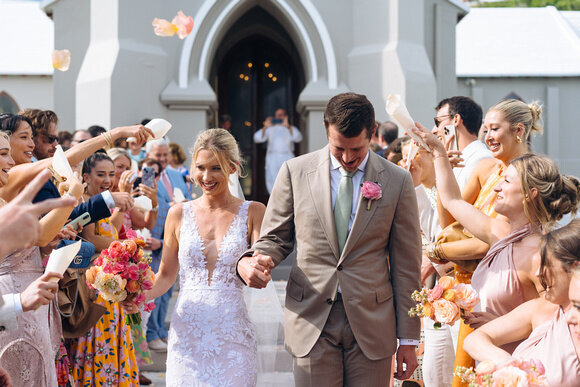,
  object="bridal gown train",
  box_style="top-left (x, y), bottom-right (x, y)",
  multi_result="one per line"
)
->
top-left (166, 200), bottom-right (257, 386)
